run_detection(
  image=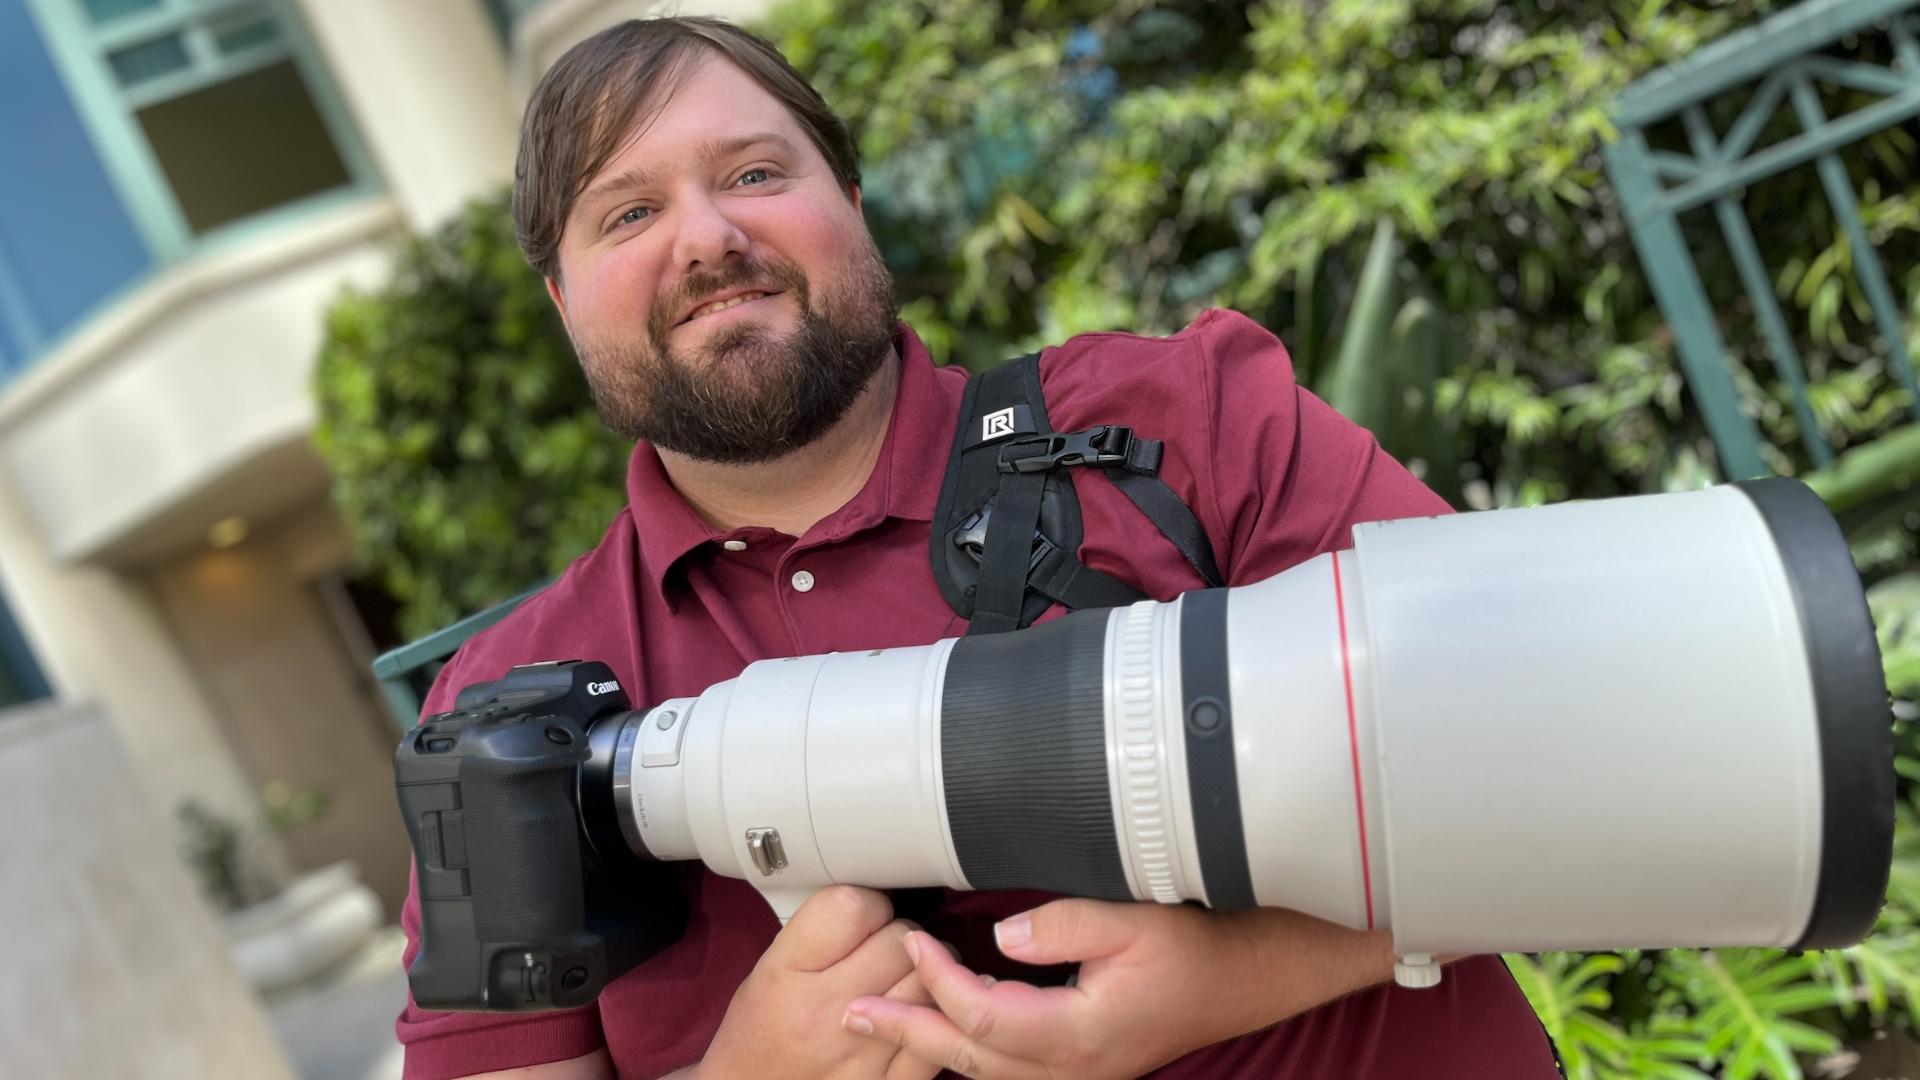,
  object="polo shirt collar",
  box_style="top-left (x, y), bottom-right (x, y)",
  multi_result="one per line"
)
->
top-left (624, 321), bottom-right (956, 602)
